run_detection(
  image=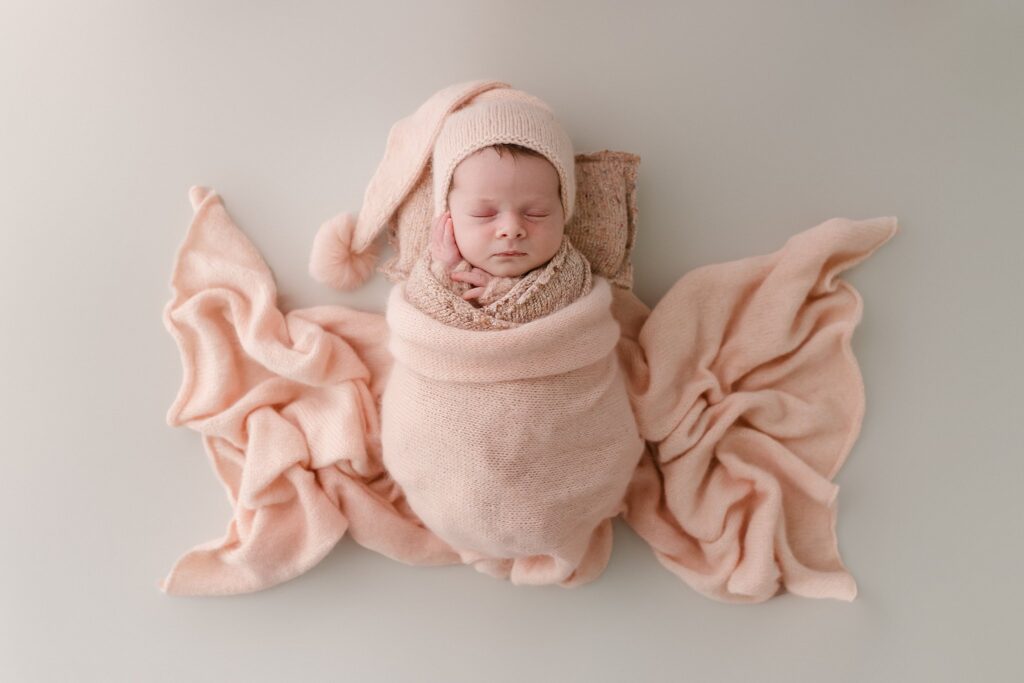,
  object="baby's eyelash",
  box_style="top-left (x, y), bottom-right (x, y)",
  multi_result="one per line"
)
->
top-left (470, 213), bottom-right (548, 218)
